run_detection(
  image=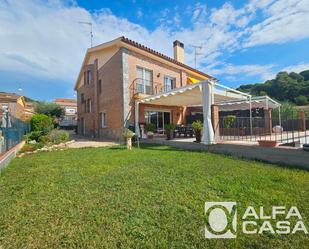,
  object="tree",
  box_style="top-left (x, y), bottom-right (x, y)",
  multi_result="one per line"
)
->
top-left (300, 70), bottom-right (309, 81)
top-left (289, 72), bottom-right (304, 82)
top-left (236, 69), bottom-right (309, 105)
top-left (34, 102), bottom-right (64, 118)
